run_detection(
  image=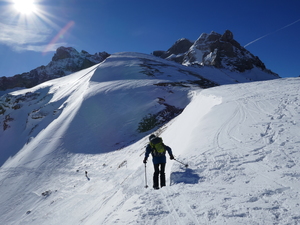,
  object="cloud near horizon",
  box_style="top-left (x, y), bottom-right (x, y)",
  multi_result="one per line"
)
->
top-left (0, 22), bottom-right (64, 52)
